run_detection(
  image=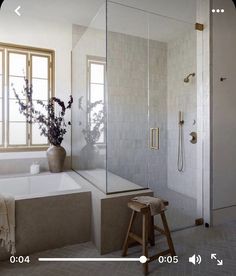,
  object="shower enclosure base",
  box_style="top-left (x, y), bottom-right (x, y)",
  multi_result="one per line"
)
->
top-left (78, 169), bottom-right (144, 193)
top-left (69, 172), bottom-right (153, 254)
